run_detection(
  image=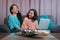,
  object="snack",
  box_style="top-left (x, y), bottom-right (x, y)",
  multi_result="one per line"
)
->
top-left (37, 30), bottom-right (50, 36)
